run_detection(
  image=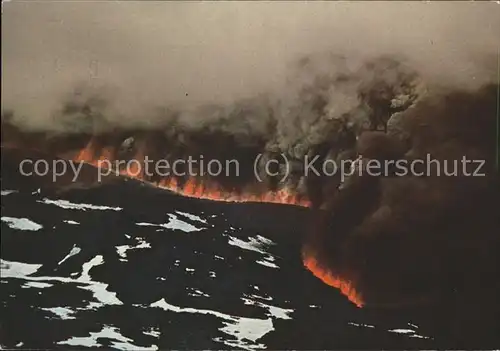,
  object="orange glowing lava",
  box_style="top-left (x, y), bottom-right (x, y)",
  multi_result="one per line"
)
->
top-left (153, 176), bottom-right (310, 206)
top-left (72, 138), bottom-right (311, 207)
top-left (2, 138), bottom-right (364, 307)
top-left (303, 254), bottom-right (364, 307)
